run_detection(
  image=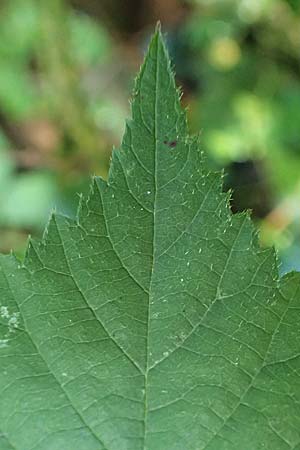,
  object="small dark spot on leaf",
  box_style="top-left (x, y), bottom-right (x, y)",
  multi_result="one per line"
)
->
top-left (163, 140), bottom-right (177, 148)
